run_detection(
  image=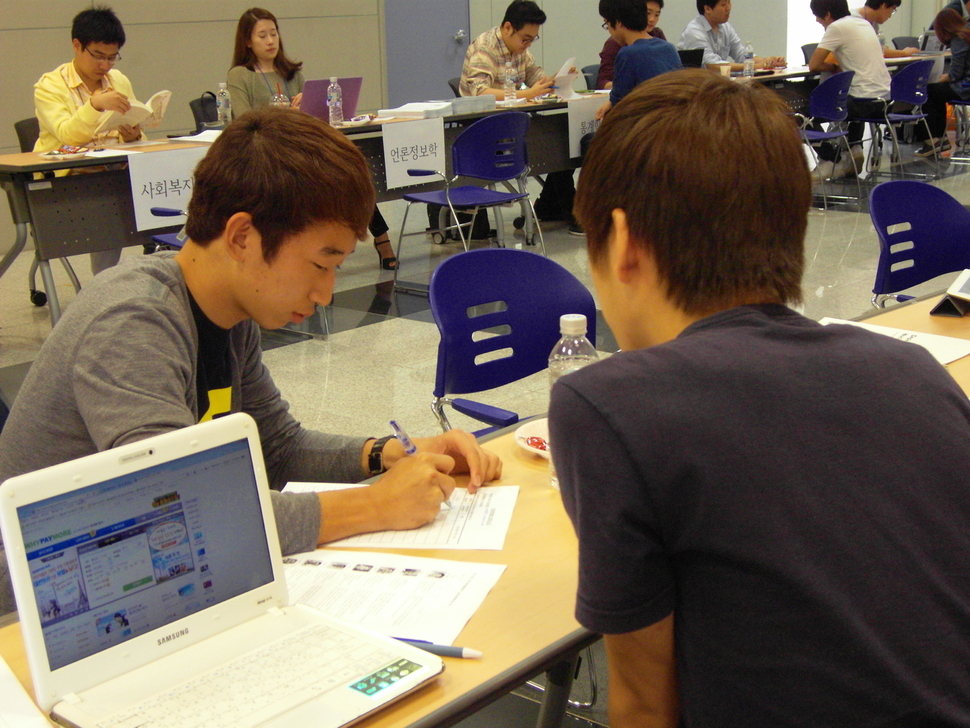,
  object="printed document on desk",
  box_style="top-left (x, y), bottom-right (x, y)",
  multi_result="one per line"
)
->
top-left (284, 483), bottom-right (519, 549)
top-left (820, 317), bottom-right (970, 364)
top-left (283, 550), bottom-right (505, 645)
top-left (554, 56), bottom-right (580, 99)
